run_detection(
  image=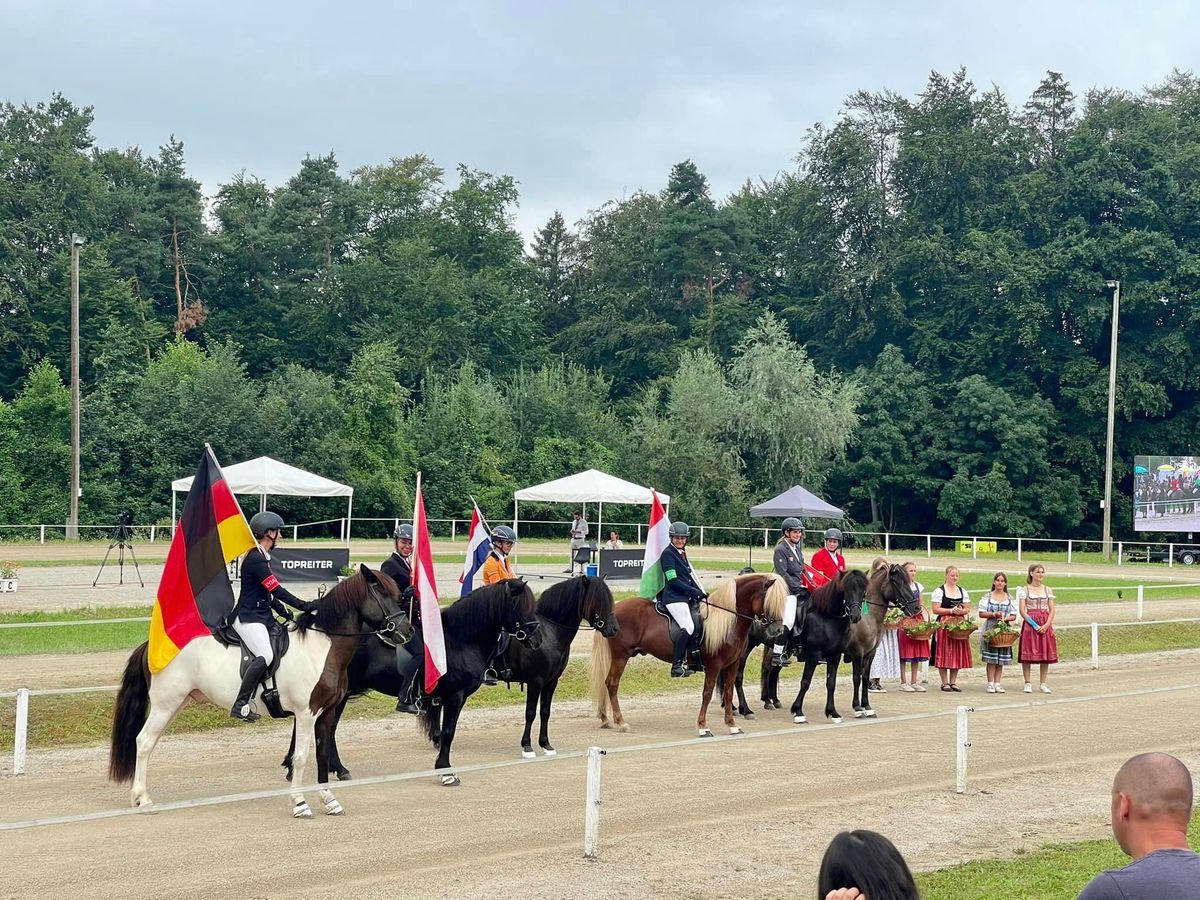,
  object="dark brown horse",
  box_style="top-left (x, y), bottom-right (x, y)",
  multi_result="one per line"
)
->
top-left (846, 560), bottom-right (922, 718)
top-left (590, 574), bottom-right (787, 736)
